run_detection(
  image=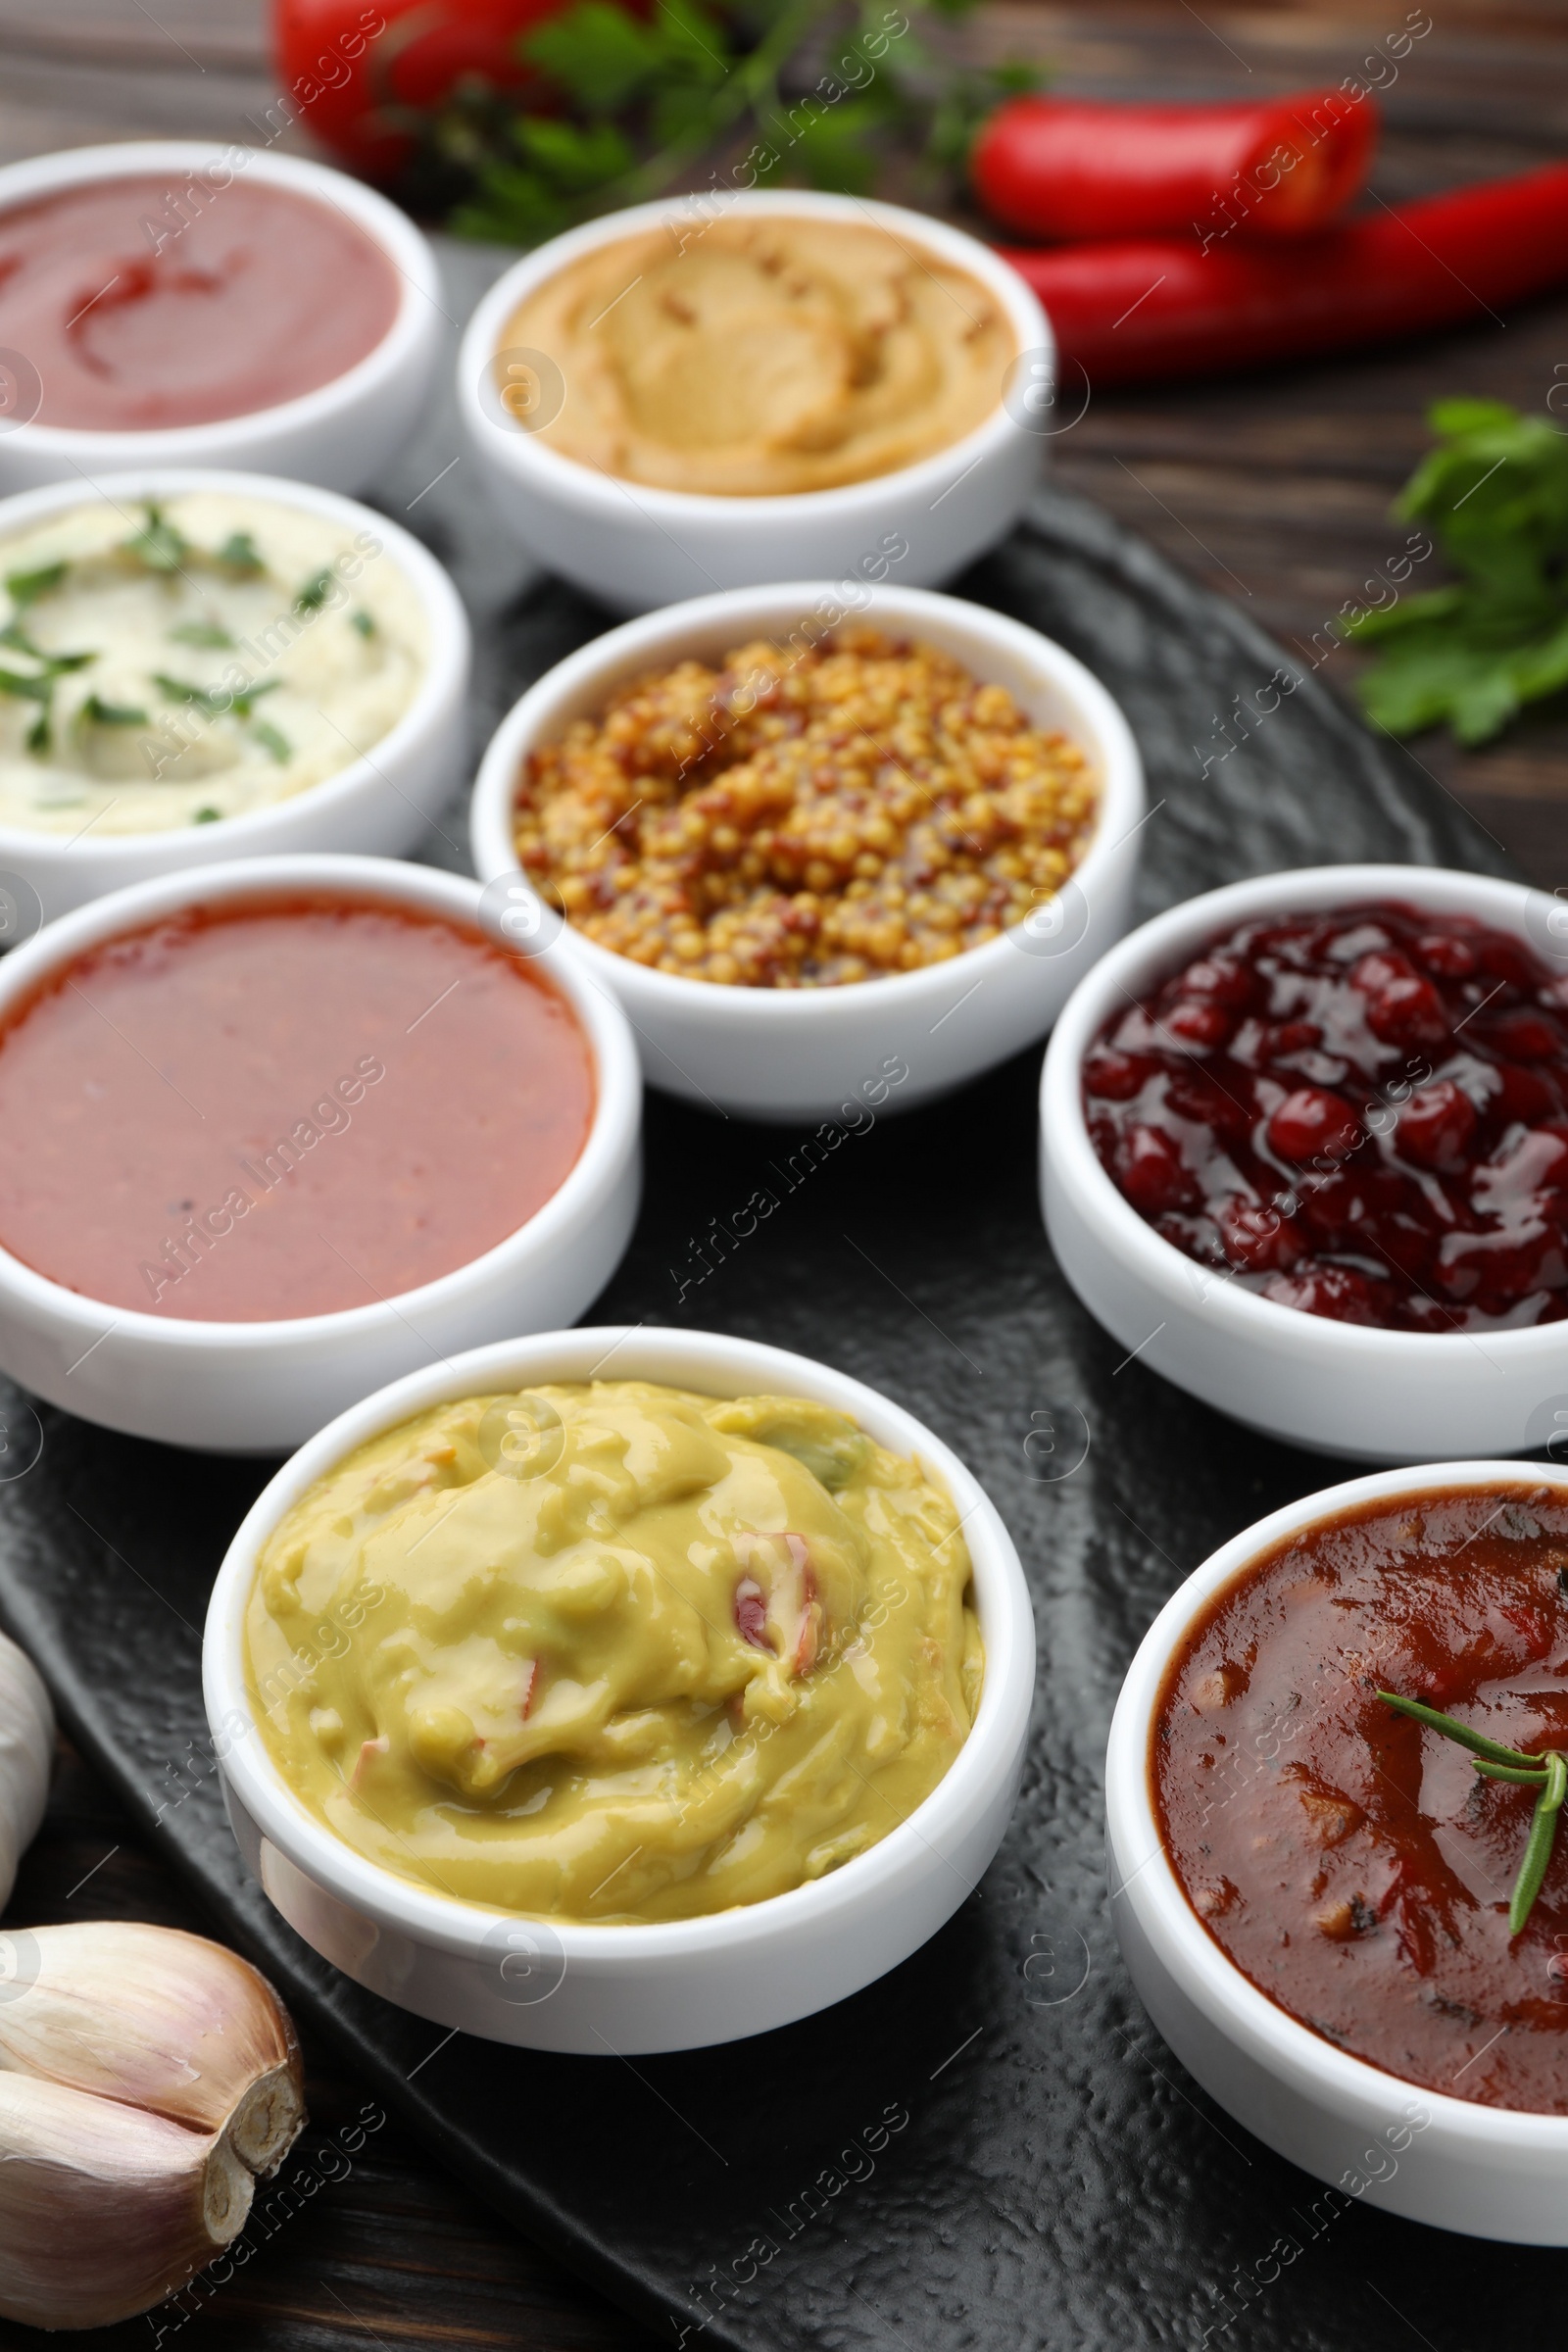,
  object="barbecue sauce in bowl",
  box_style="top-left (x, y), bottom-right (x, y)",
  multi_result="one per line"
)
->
top-left (1153, 1485), bottom-right (1568, 2111)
